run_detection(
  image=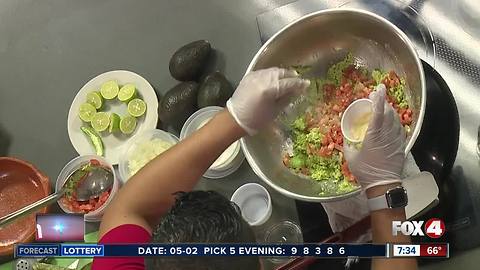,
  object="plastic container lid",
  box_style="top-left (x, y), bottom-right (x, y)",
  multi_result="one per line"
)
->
top-left (56, 155), bottom-right (119, 222)
top-left (180, 107), bottom-right (245, 179)
top-left (118, 129), bottom-right (179, 184)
